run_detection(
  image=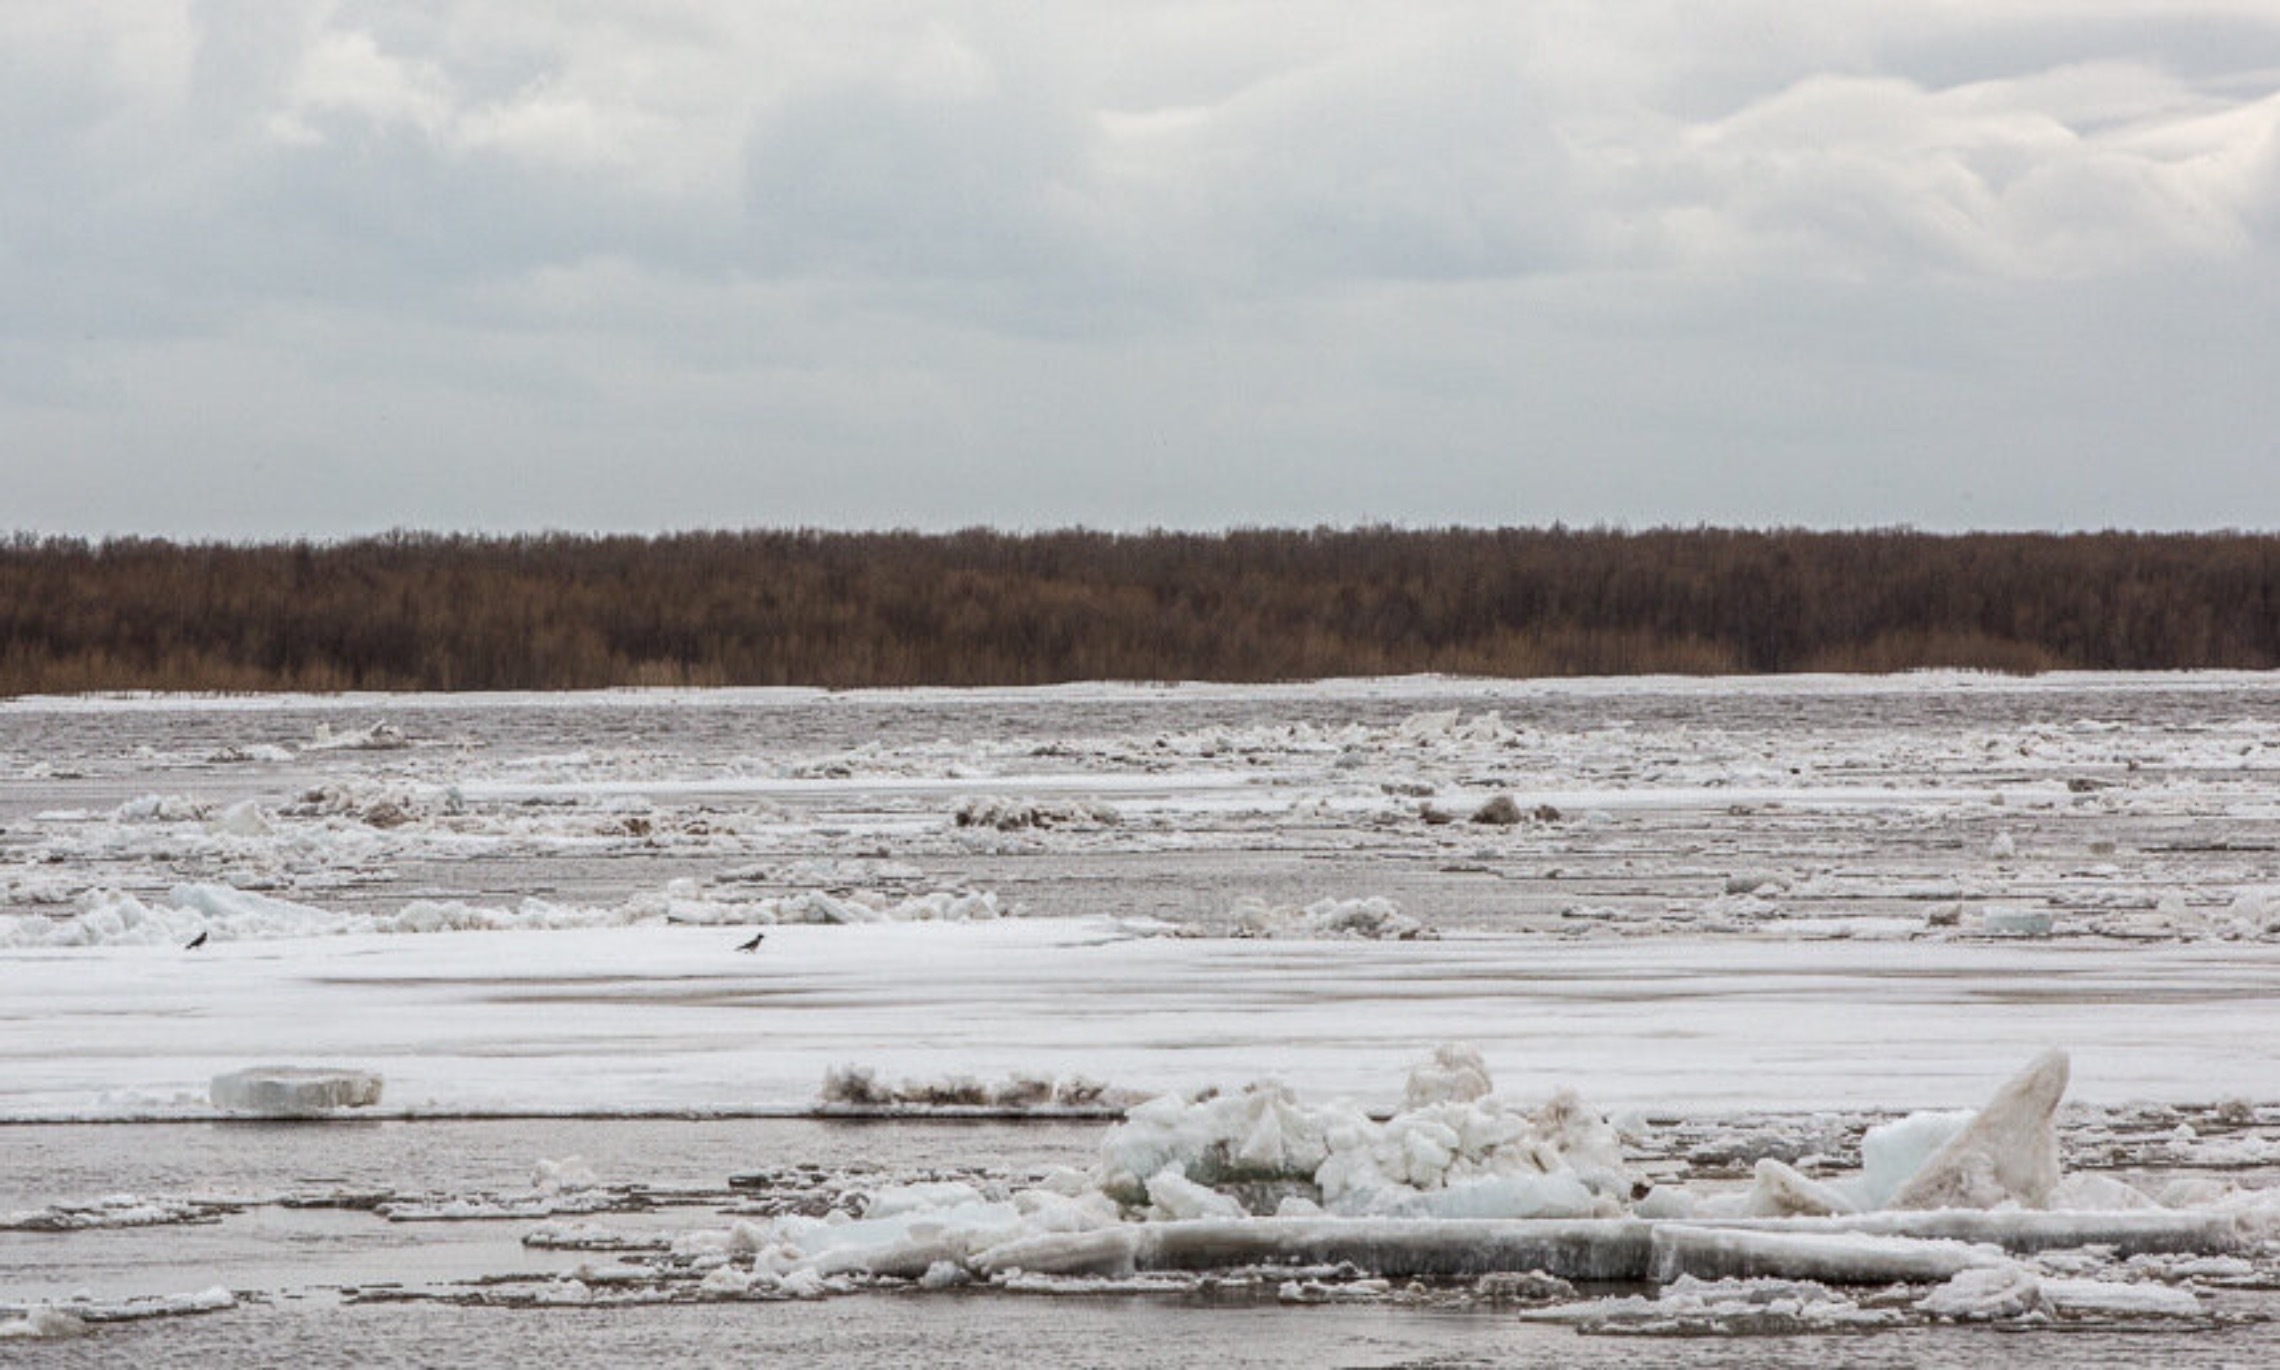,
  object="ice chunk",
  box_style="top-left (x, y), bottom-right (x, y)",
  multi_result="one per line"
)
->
top-left (2039, 1277), bottom-right (2202, 1319)
top-left (1915, 1263), bottom-right (2042, 1320)
top-left (209, 1065), bottom-right (383, 1117)
top-left (1403, 1043), bottom-right (1491, 1110)
top-left (2049, 1173), bottom-right (2159, 1211)
top-left (865, 1182), bottom-right (987, 1219)
top-left (2222, 1185), bottom-right (2280, 1242)
top-left (1146, 1168), bottom-right (1248, 1221)
top-left (1386, 1172), bottom-right (1600, 1220)
top-left (114, 793), bottom-right (206, 823)
top-left (952, 796), bottom-right (1118, 831)
top-left (214, 800), bottom-right (271, 837)
top-left (1890, 1049), bottom-right (2067, 1210)
top-left (534, 1156), bottom-right (598, 1194)
top-left (1097, 1052), bottom-right (1640, 1219)
top-left (1918, 1265), bottom-right (2203, 1321)
top-left (1232, 895), bottom-right (1424, 940)
top-left (0, 1308), bottom-right (89, 1340)
top-left (1851, 1109), bottom-right (1972, 1209)
top-left (306, 721), bottom-right (407, 751)
top-left (1745, 1158), bottom-right (1858, 1218)
top-left (1533, 1089), bottom-right (1640, 1202)
top-left (1978, 906), bottom-right (2052, 937)
top-left (1098, 1082), bottom-right (1341, 1204)
top-left (1649, 1223), bottom-right (2001, 1286)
